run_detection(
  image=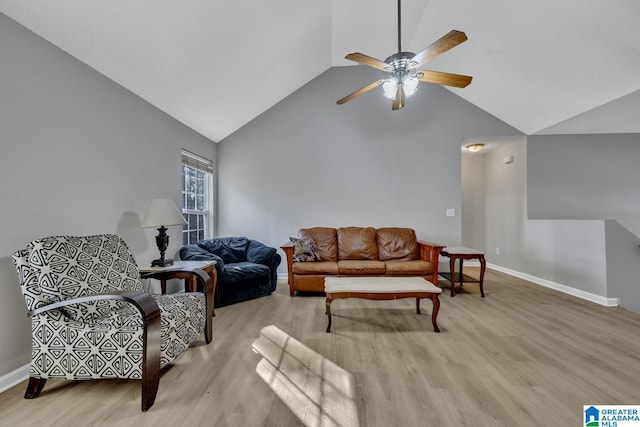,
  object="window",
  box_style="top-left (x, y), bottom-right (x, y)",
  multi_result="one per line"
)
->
top-left (181, 150), bottom-right (214, 245)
